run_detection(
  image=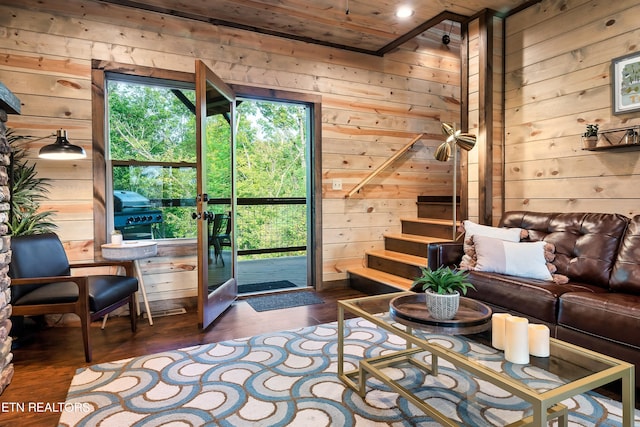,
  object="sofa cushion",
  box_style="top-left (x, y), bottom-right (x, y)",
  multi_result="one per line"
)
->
top-left (500, 211), bottom-right (629, 288)
top-left (610, 215), bottom-right (640, 295)
top-left (466, 270), bottom-right (604, 323)
top-left (558, 292), bottom-right (640, 347)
